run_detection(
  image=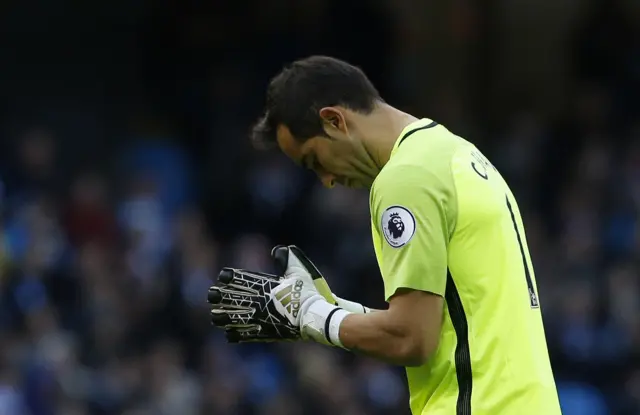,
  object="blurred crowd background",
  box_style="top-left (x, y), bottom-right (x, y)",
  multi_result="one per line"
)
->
top-left (1, 0), bottom-right (639, 414)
